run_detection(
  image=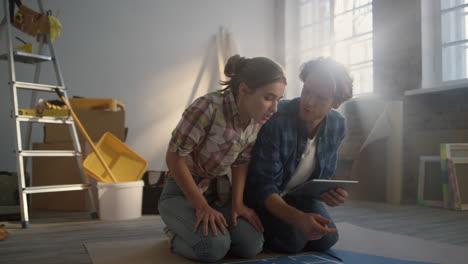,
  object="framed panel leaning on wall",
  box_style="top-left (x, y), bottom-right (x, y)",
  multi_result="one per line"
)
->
top-left (418, 156), bottom-right (444, 208)
top-left (441, 143), bottom-right (468, 211)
